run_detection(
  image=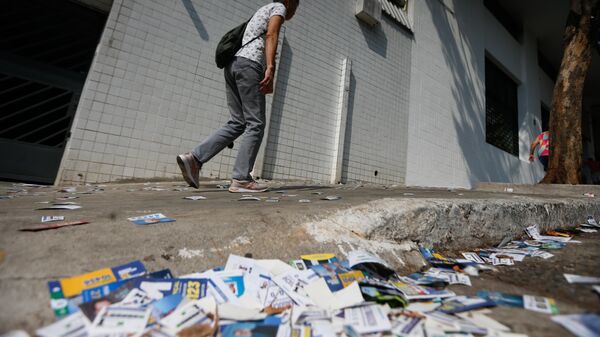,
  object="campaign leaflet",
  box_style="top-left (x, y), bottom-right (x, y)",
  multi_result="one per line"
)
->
top-left (127, 213), bottom-right (175, 225)
top-left (391, 280), bottom-right (455, 300)
top-left (221, 322), bottom-right (280, 337)
top-left (477, 291), bottom-right (559, 314)
top-left (305, 258), bottom-right (364, 292)
top-left (48, 260), bottom-right (146, 317)
top-left (437, 296), bottom-right (496, 314)
top-left (80, 278), bottom-right (209, 321)
top-left (81, 269), bottom-right (173, 303)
